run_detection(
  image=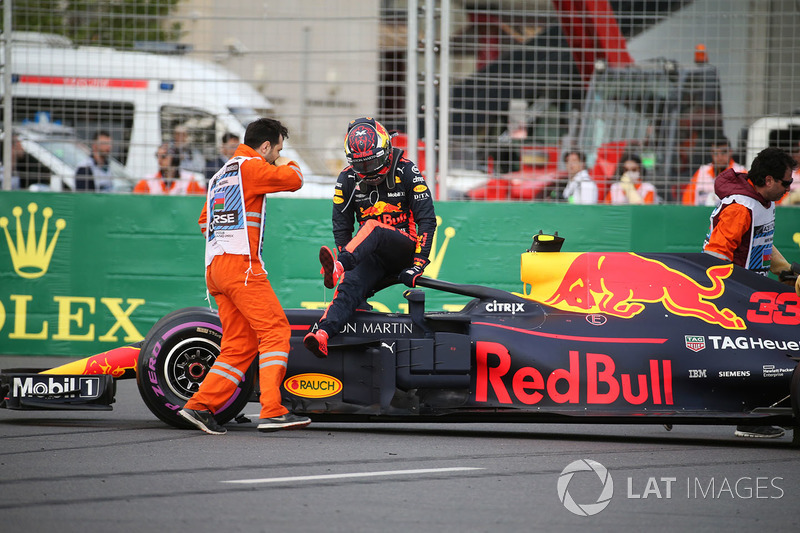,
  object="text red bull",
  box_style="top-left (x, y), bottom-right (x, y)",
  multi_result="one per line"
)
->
top-left (475, 341), bottom-right (674, 406)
